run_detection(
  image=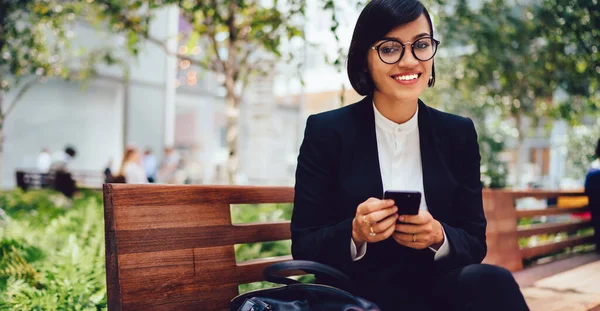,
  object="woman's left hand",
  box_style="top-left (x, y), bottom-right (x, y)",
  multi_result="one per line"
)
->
top-left (392, 210), bottom-right (444, 250)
